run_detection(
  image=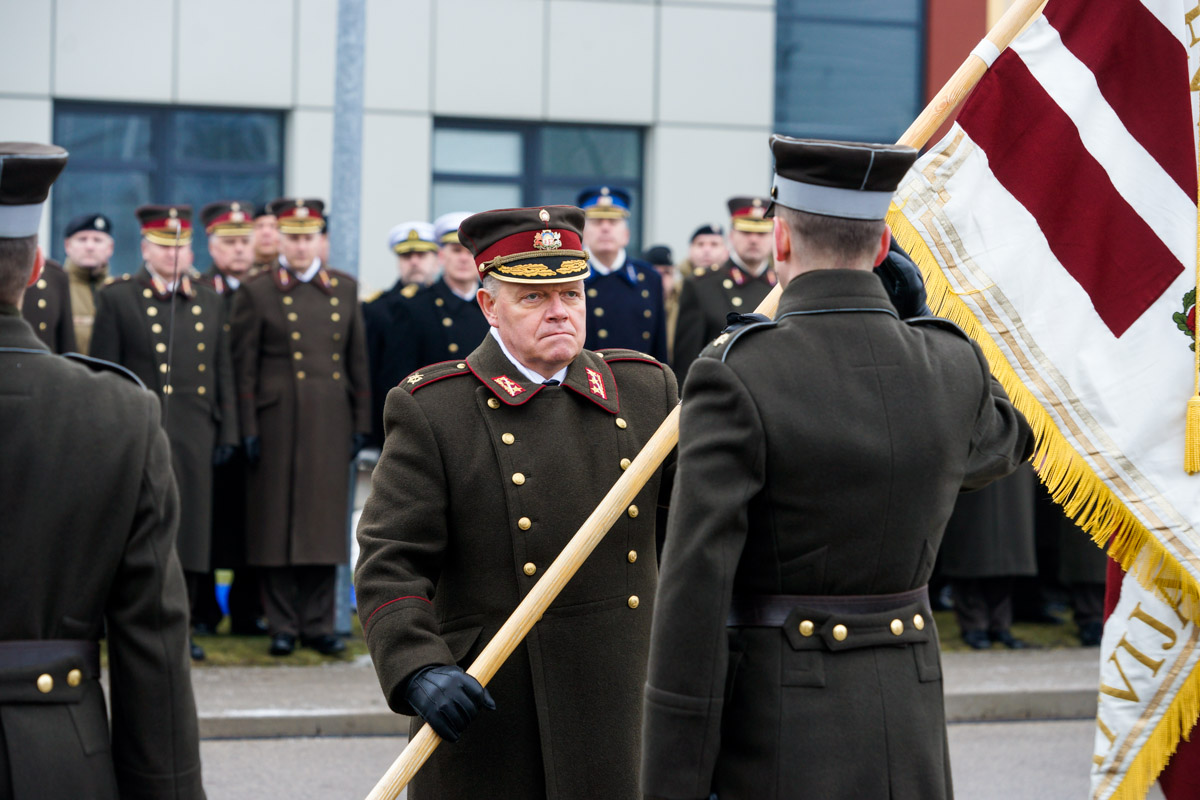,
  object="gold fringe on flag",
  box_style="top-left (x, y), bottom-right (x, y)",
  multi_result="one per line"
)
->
top-left (1186, 135), bottom-right (1200, 474)
top-left (1110, 655), bottom-right (1200, 800)
top-left (887, 208), bottom-right (1200, 627)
